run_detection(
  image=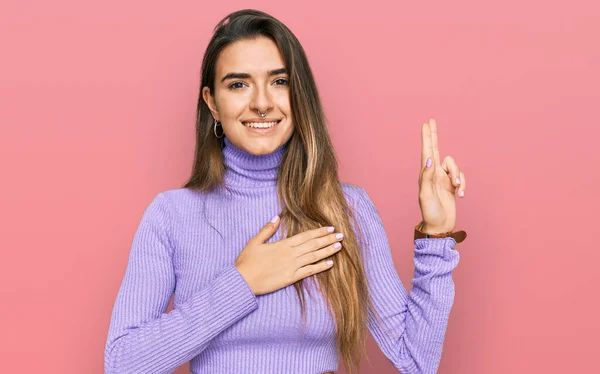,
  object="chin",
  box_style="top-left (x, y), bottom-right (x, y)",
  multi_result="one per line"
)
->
top-left (242, 139), bottom-right (283, 155)
top-left (237, 133), bottom-right (293, 156)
